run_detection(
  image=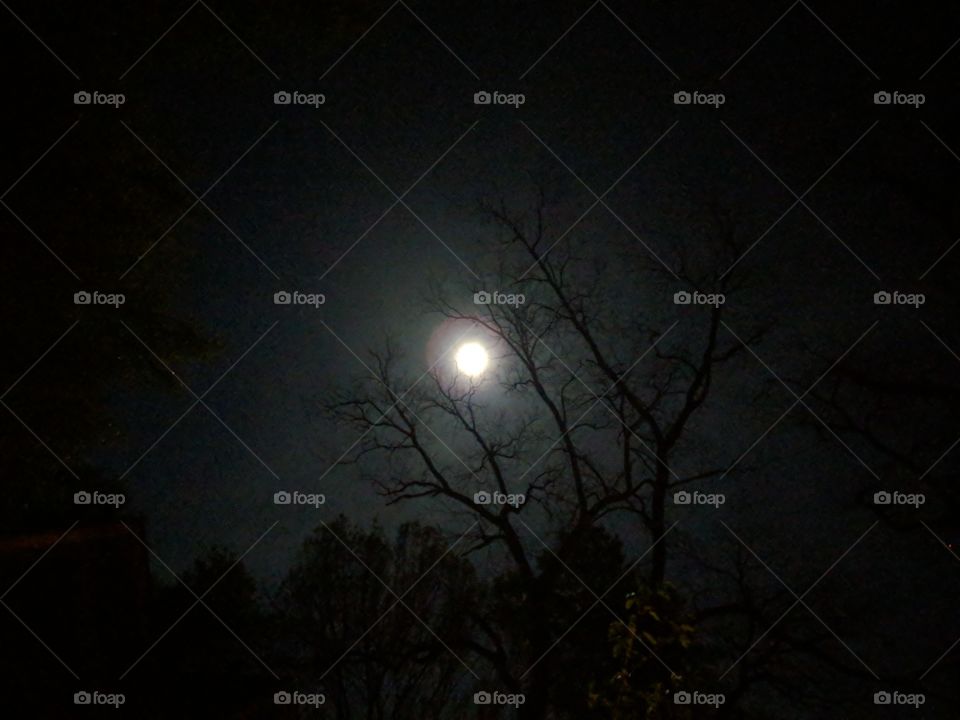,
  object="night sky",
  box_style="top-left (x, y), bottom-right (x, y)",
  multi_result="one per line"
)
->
top-left (2, 1), bottom-right (960, 717)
